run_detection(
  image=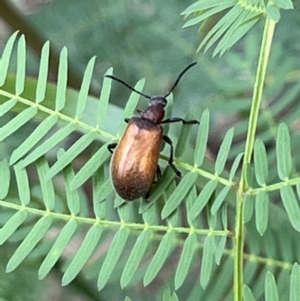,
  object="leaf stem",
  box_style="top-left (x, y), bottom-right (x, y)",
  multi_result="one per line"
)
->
top-left (243, 18), bottom-right (276, 167)
top-left (235, 17), bottom-right (276, 301)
